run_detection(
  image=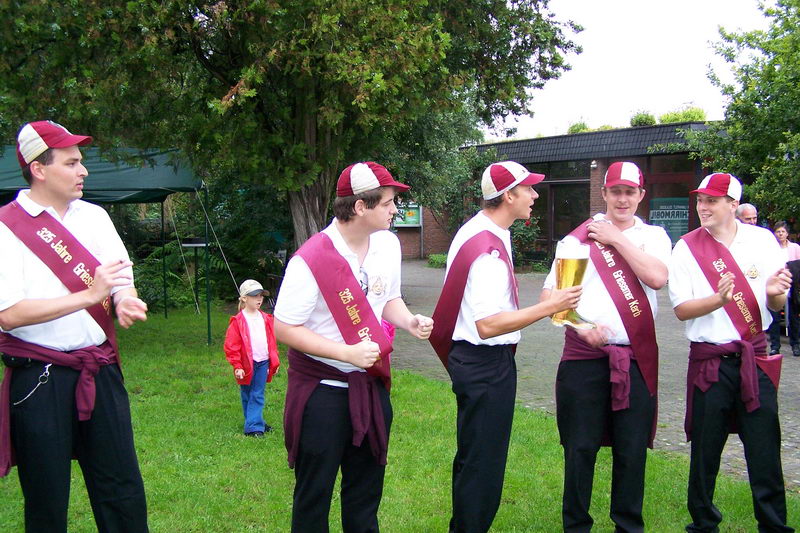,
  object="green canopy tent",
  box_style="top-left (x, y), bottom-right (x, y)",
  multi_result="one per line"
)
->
top-left (0, 147), bottom-right (214, 344)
